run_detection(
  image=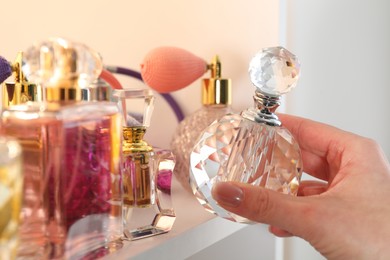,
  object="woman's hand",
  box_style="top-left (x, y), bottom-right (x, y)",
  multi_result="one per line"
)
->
top-left (212, 114), bottom-right (390, 259)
